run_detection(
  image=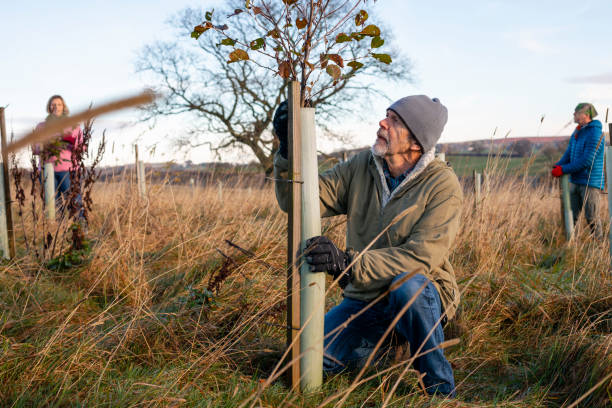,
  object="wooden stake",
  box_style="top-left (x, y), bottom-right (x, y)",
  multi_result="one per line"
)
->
top-left (287, 81), bottom-right (302, 388)
top-left (135, 145), bottom-right (146, 200)
top-left (0, 108), bottom-right (15, 258)
top-left (473, 170), bottom-right (481, 211)
top-left (135, 144), bottom-right (140, 194)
